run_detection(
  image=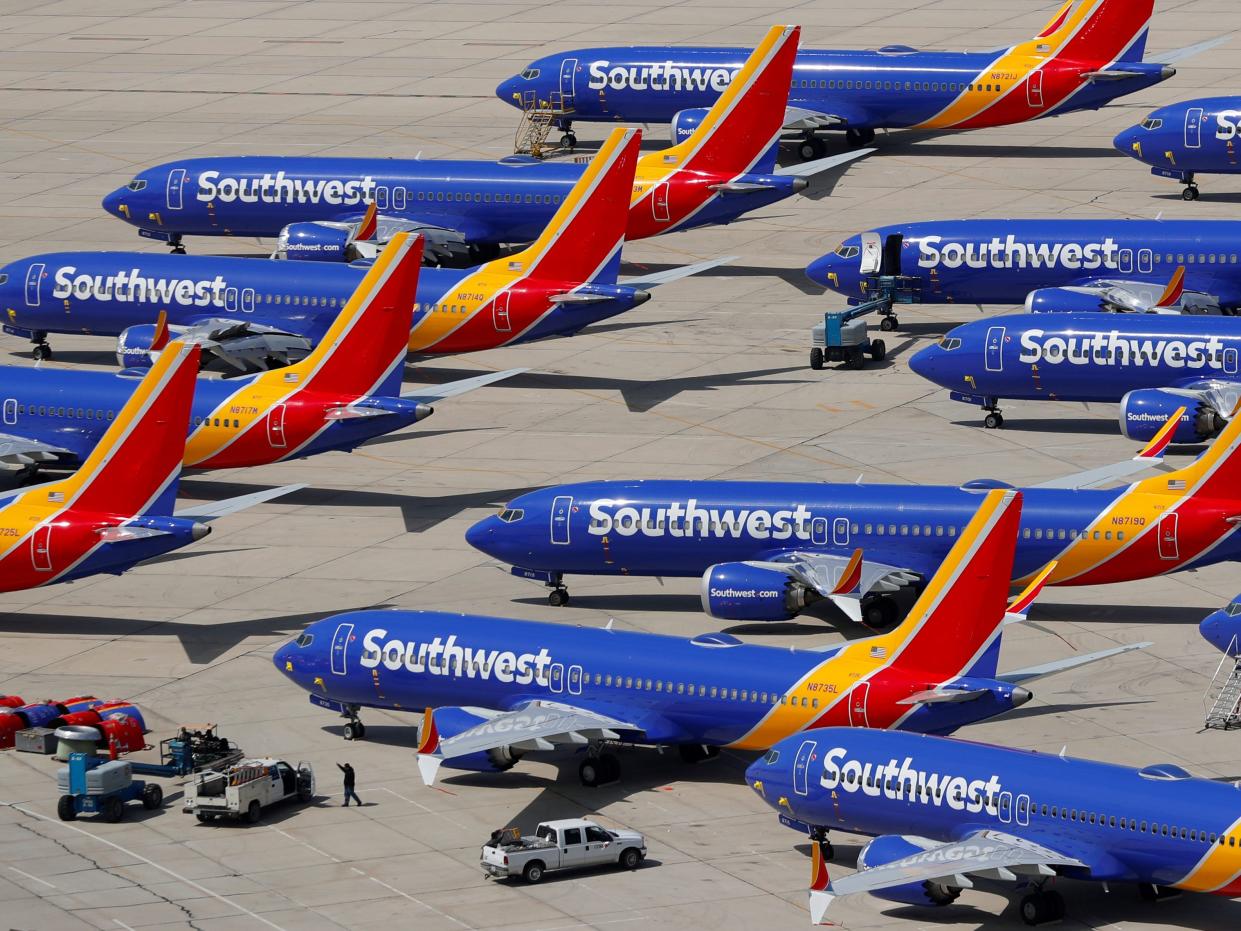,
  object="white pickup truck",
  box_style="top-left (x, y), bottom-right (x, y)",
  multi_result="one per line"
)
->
top-left (184, 758), bottom-right (314, 823)
top-left (481, 818), bottom-right (646, 883)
